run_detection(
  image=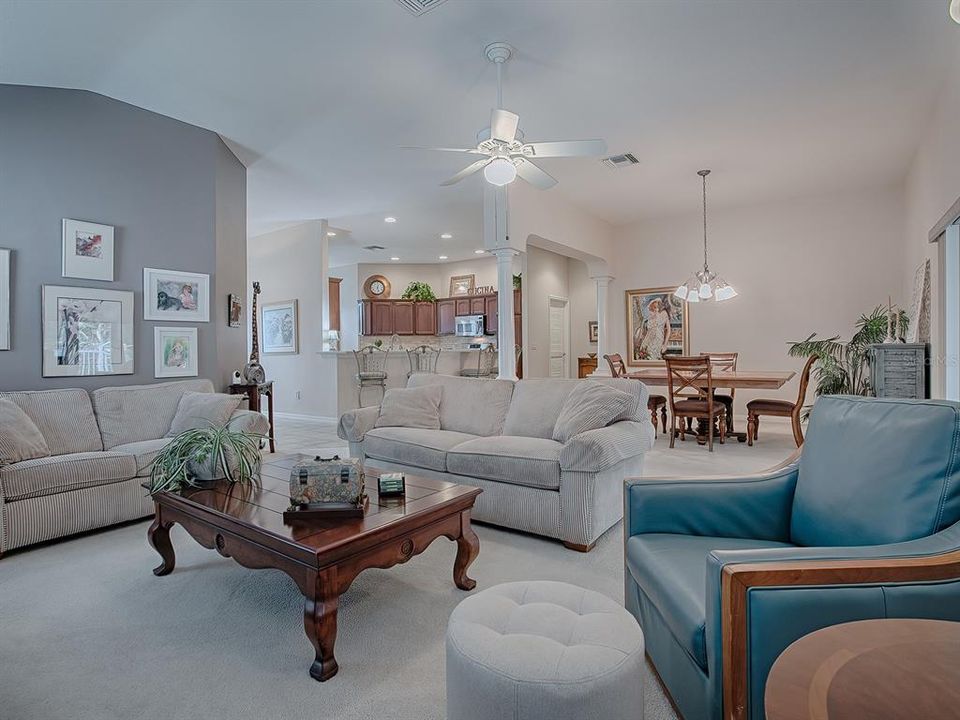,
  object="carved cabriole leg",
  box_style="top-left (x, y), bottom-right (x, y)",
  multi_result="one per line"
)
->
top-left (304, 567), bottom-right (340, 682)
top-left (454, 509), bottom-right (479, 591)
top-left (147, 511), bottom-right (176, 576)
top-left (661, 405), bottom-right (667, 435)
top-left (649, 407), bottom-right (658, 435)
